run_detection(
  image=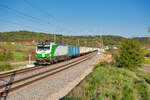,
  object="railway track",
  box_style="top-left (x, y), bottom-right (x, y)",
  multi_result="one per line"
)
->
top-left (0, 51), bottom-right (97, 97)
